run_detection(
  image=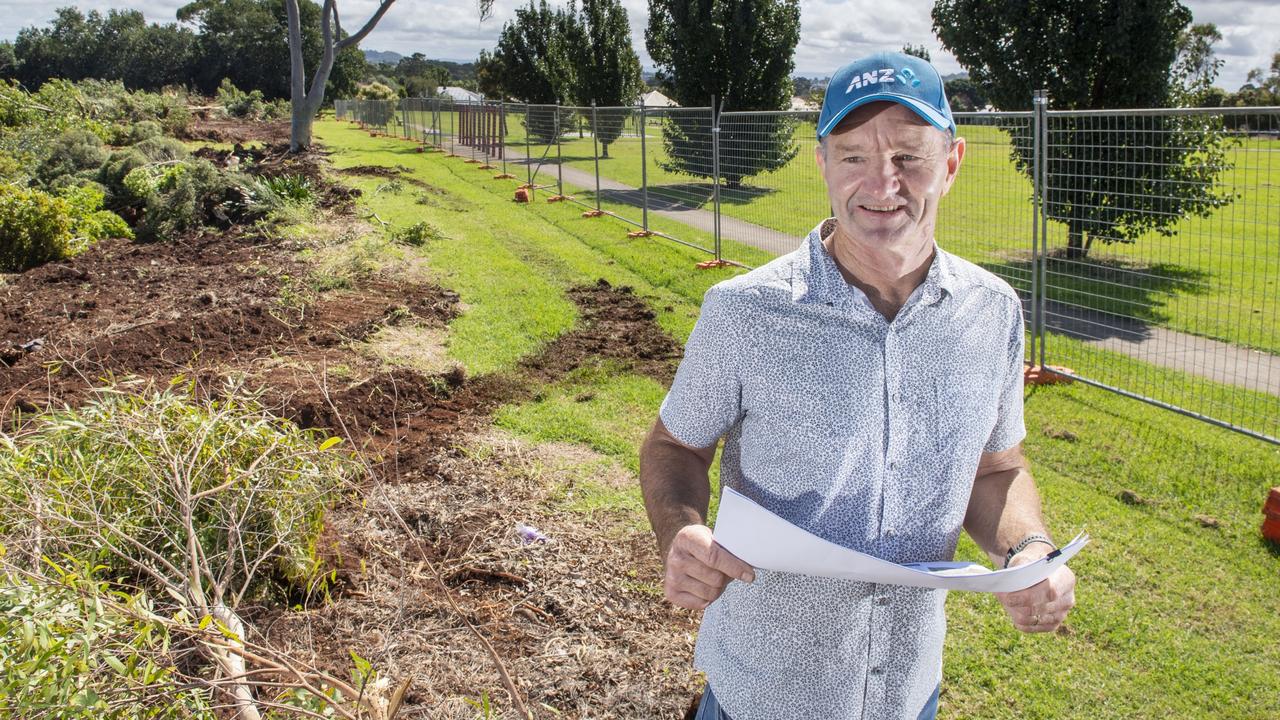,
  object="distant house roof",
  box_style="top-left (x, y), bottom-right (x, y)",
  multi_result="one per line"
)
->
top-left (790, 95), bottom-right (819, 111)
top-left (641, 90), bottom-right (678, 107)
top-left (437, 86), bottom-right (483, 102)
